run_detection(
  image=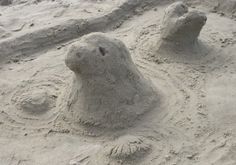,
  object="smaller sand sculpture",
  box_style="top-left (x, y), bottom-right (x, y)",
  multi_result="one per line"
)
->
top-left (62, 32), bottom-right (158, 132)
top-left (12, 89), bottom-right (56, 115)
top-left (0, 0), bottom-right (12, 5)
top-left (156, 2), bottom-right (207, 60)
top-left (17, 90), bottom-right (55, 115)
